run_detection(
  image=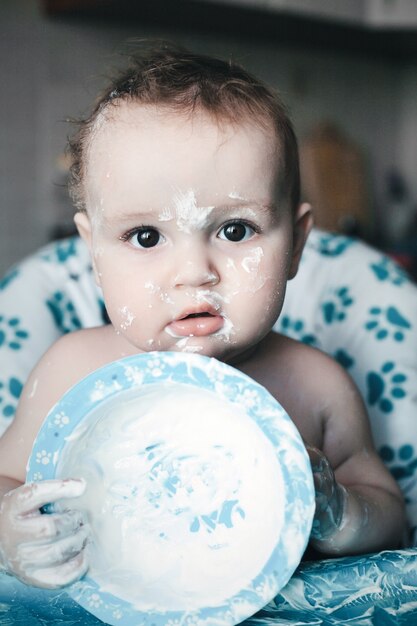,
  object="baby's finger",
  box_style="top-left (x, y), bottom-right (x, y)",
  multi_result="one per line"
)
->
top-left (306, 446), bottom-right (324, 472)
top-left (18, 508), bottom-right (87, 542)
top-left (26, 549), bottom-right (89, 589)
top-left (13, 479), bottom-right (86, 515)
top-left (17, 524), bottom-right (90, 568)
